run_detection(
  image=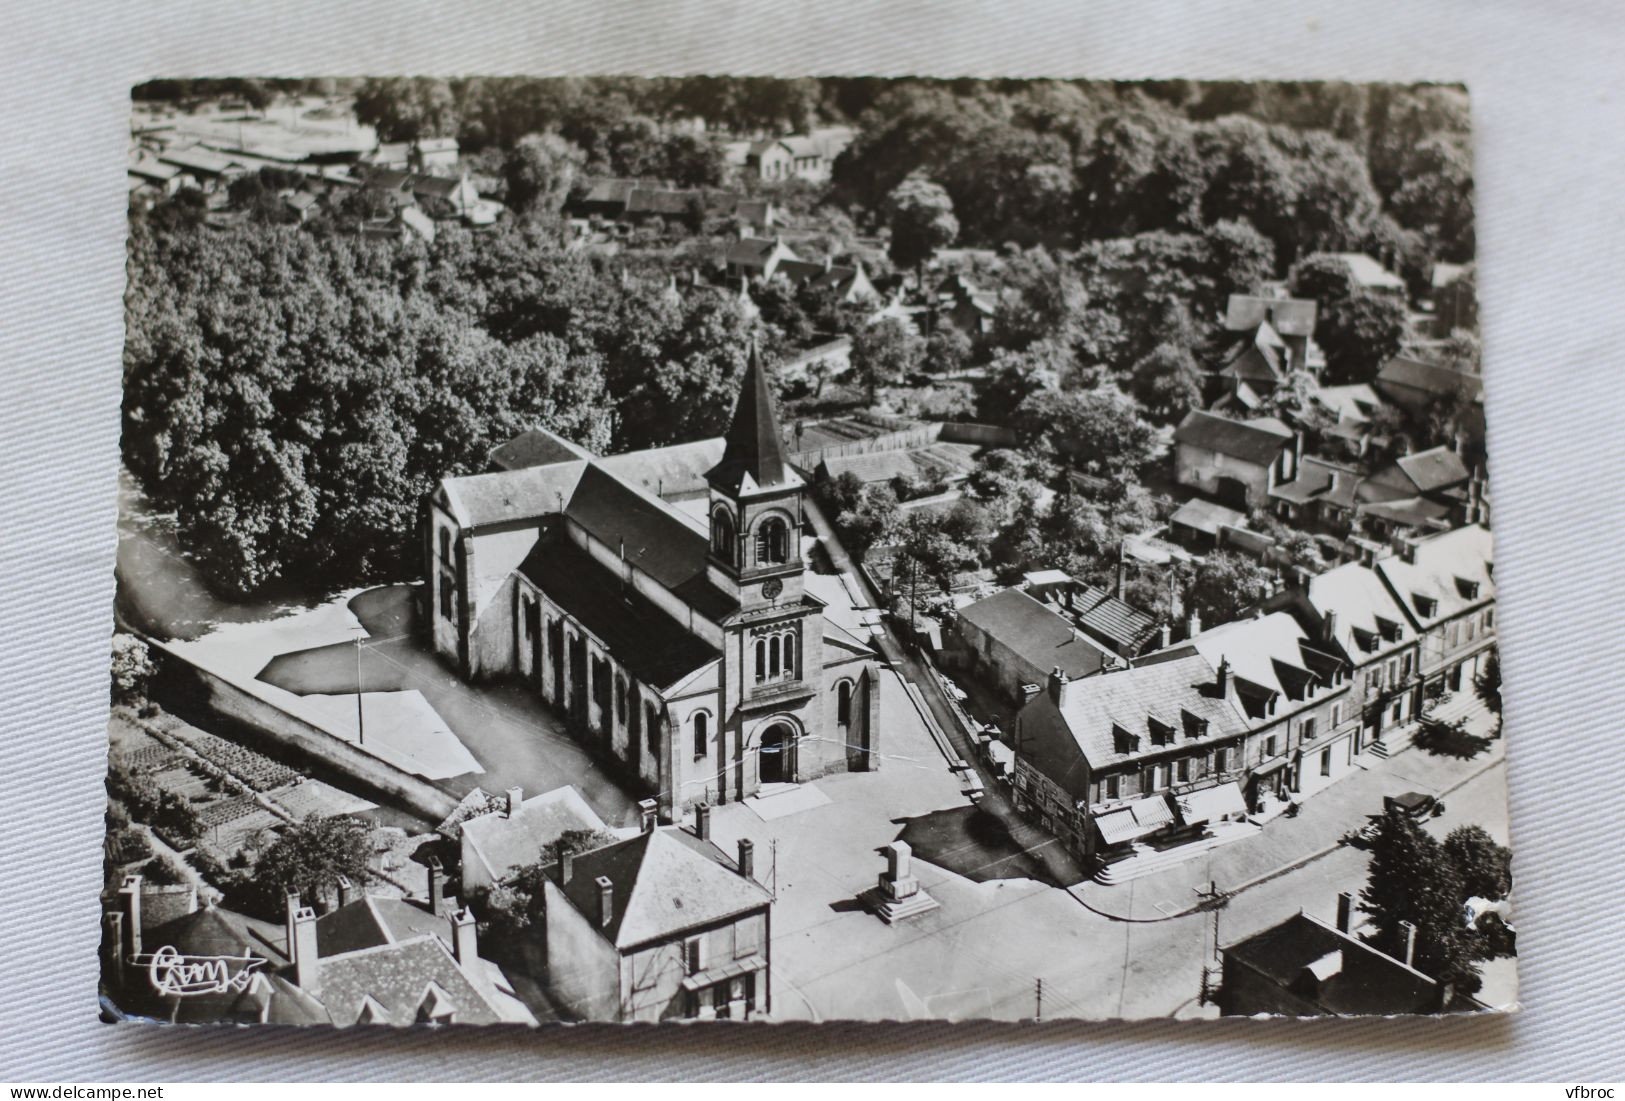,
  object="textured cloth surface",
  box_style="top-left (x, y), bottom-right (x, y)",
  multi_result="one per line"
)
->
top-left (2, 0), bottom-right (1623, 1081)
